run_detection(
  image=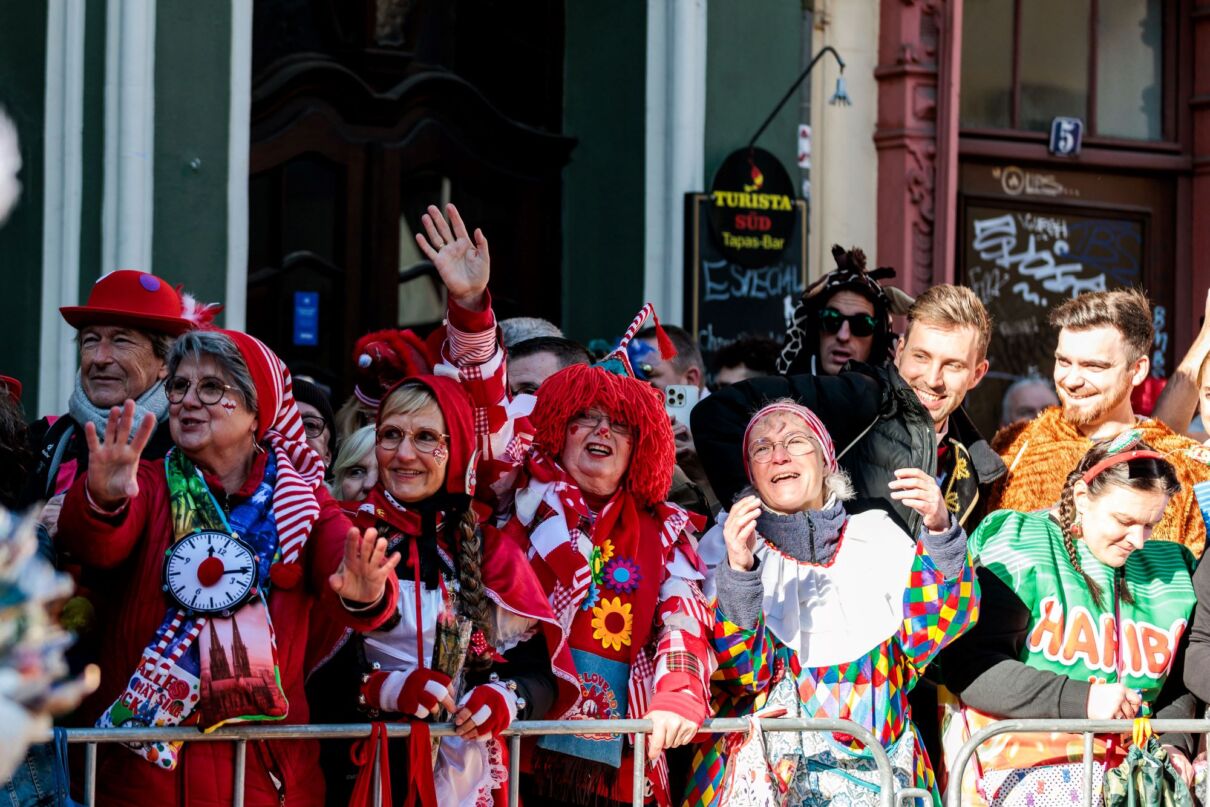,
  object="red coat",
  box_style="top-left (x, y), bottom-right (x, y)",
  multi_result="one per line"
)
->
top-left (58, 457), bottom-right (398, 807)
